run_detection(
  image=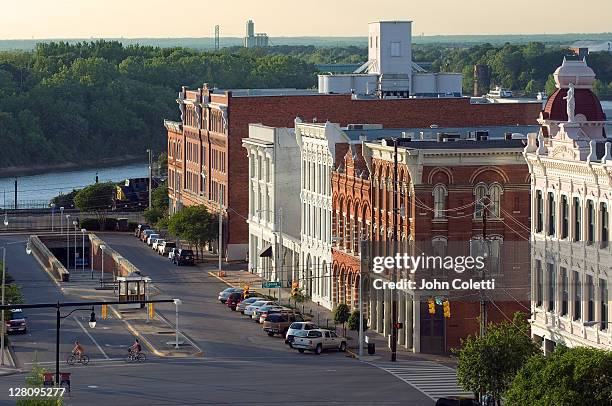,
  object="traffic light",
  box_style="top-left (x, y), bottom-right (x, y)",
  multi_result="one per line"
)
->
top-left (443, 300), bottom-right (451, 318)
top-left (291, 281), bottom-right (299, 297)
top-left (101, 304), bottom-right (108, 320)
top-left (148, 302), bottom-right (155, 319)
top-left (243, 285), bottom-right (250, 297)
top-left (427, 297), bottom-right (436, 314)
